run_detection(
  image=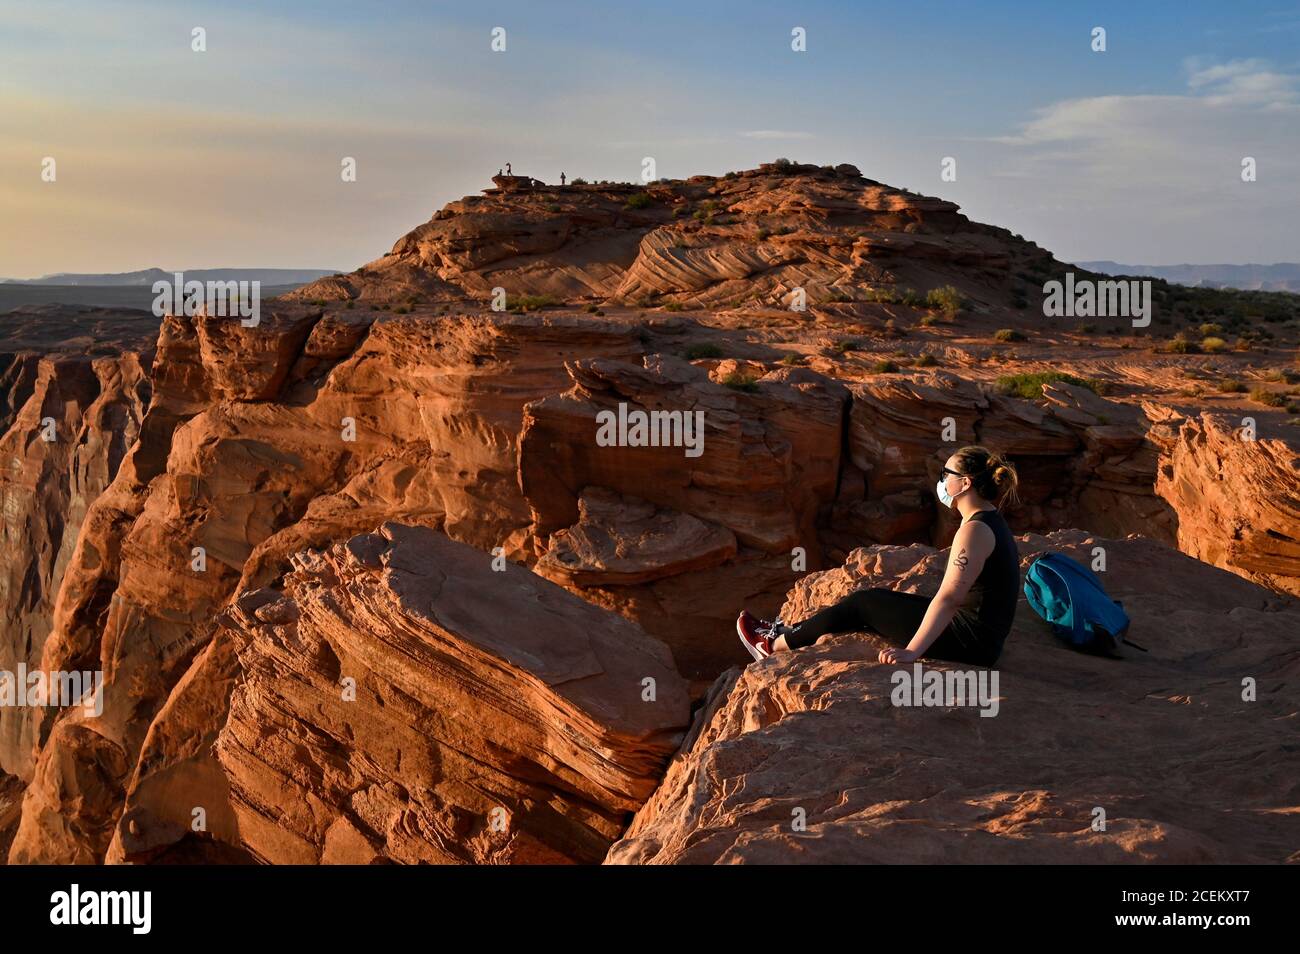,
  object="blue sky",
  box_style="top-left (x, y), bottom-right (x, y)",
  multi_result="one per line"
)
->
top-left (2, 0), bottom-right (1298, 277)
